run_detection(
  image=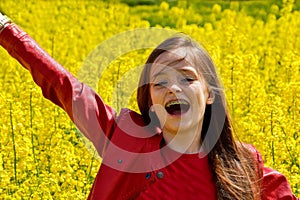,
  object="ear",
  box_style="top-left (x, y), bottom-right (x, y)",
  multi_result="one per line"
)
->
top-left (206, 91), bottom-right (215, 105)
